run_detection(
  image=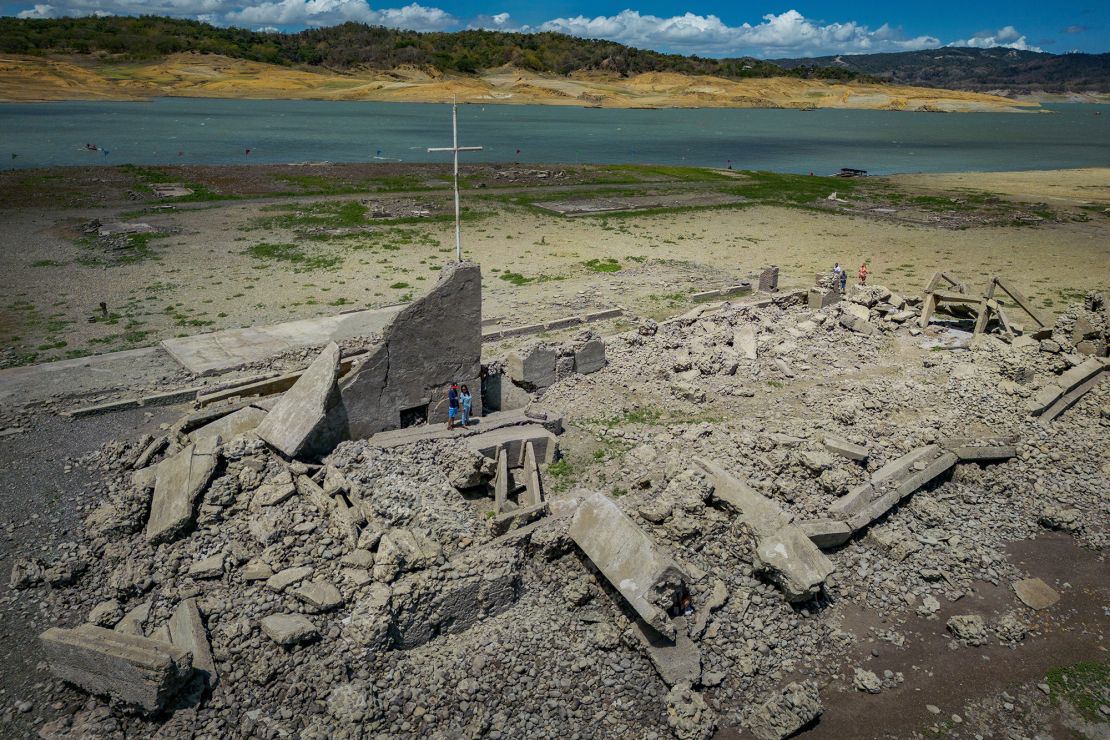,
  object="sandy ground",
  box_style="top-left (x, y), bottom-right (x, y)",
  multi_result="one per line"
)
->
top-left (0, 53), bottom-right (1039, 112)
top-left (1, 165), bottom-right (1108, 368)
